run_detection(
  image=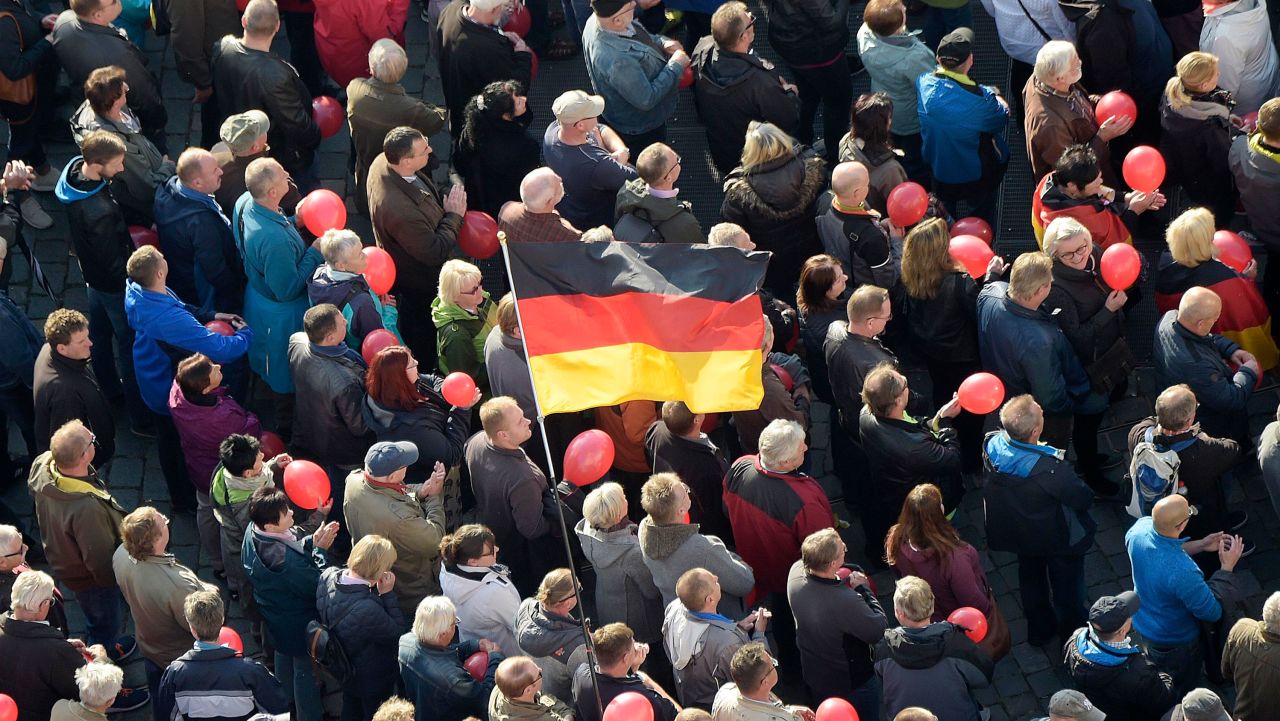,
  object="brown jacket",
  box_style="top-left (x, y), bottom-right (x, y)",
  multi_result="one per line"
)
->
top-left (27, 453), bottom-right (125, 592)
top-left (1222, 617), bottom-right (1280, 720)
top-left (112, 548), bottom-right (208, 667)
top-left (1022, 77), bottom-right (1116, 186)
top-left (732, 365), bottom-right (808, 455)
top-left (367, 153), bottom-right (464, 295)
top-left (347, 77), bottom-right (446, 212)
